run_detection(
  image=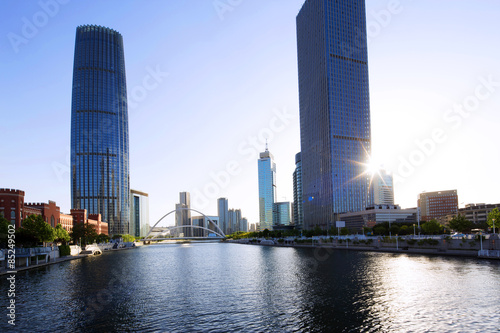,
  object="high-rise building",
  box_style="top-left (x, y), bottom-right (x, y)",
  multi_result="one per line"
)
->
top-left (175, 192), bottom-right (191, 237)
top-left (418, 190), bottom-right (458, 221)
top-left (240, 217), bottom-right (248, 232)
top-left (373, 170), bottom-right (394, 205)
top-left (296, 0), bottom-right (373, 230)
top-left (274, 202), bottom-right (291, 226)
top-left (293, 152), bottom-right (303, 227)
top-left (228, 208), bottom-right (242, 234)
top-left (217, 198), bottom-right (229, 234)
top-left (258, 146), bottom-right (276, 231)
top-left (70, 25), bottom-right (130, 235)
top-left (130, 189), bottom-right (150, 237)
top-left (192, 215), bottom-right (220, 237)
